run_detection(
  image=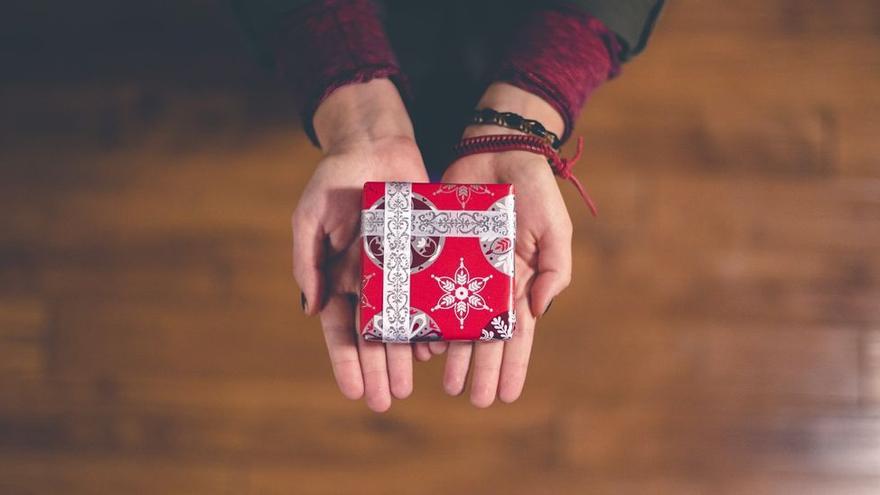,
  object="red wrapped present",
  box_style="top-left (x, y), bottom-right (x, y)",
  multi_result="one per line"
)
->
top-left (360, 182), bottom-right (516, 342)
